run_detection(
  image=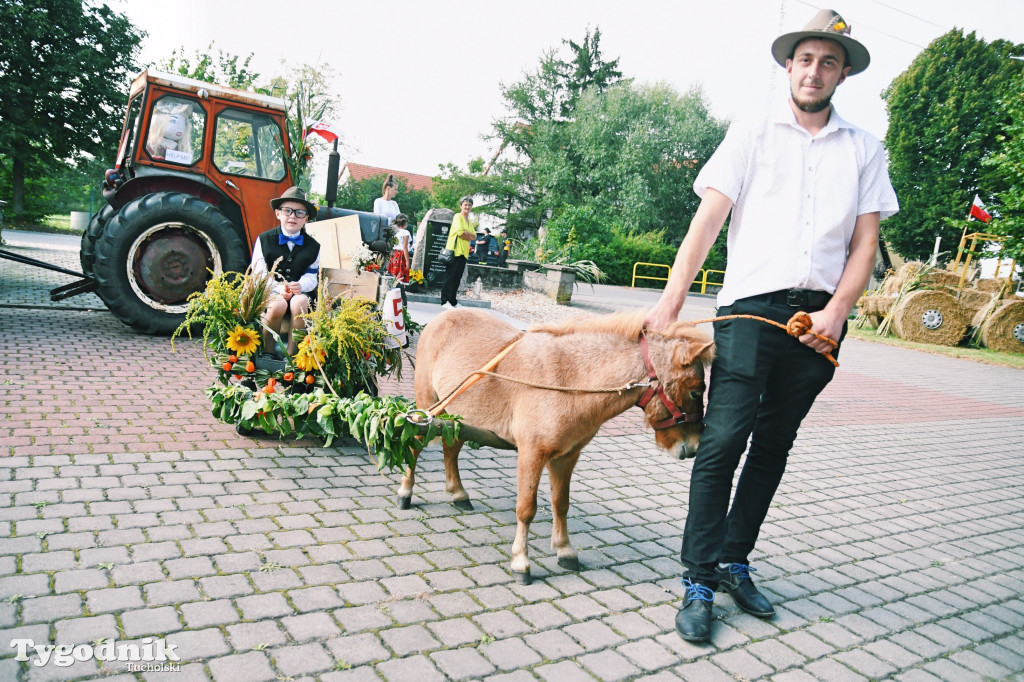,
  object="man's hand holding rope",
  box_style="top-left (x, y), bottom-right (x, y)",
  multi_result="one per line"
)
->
top-left (800, 307), bottom-right (844, 356)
